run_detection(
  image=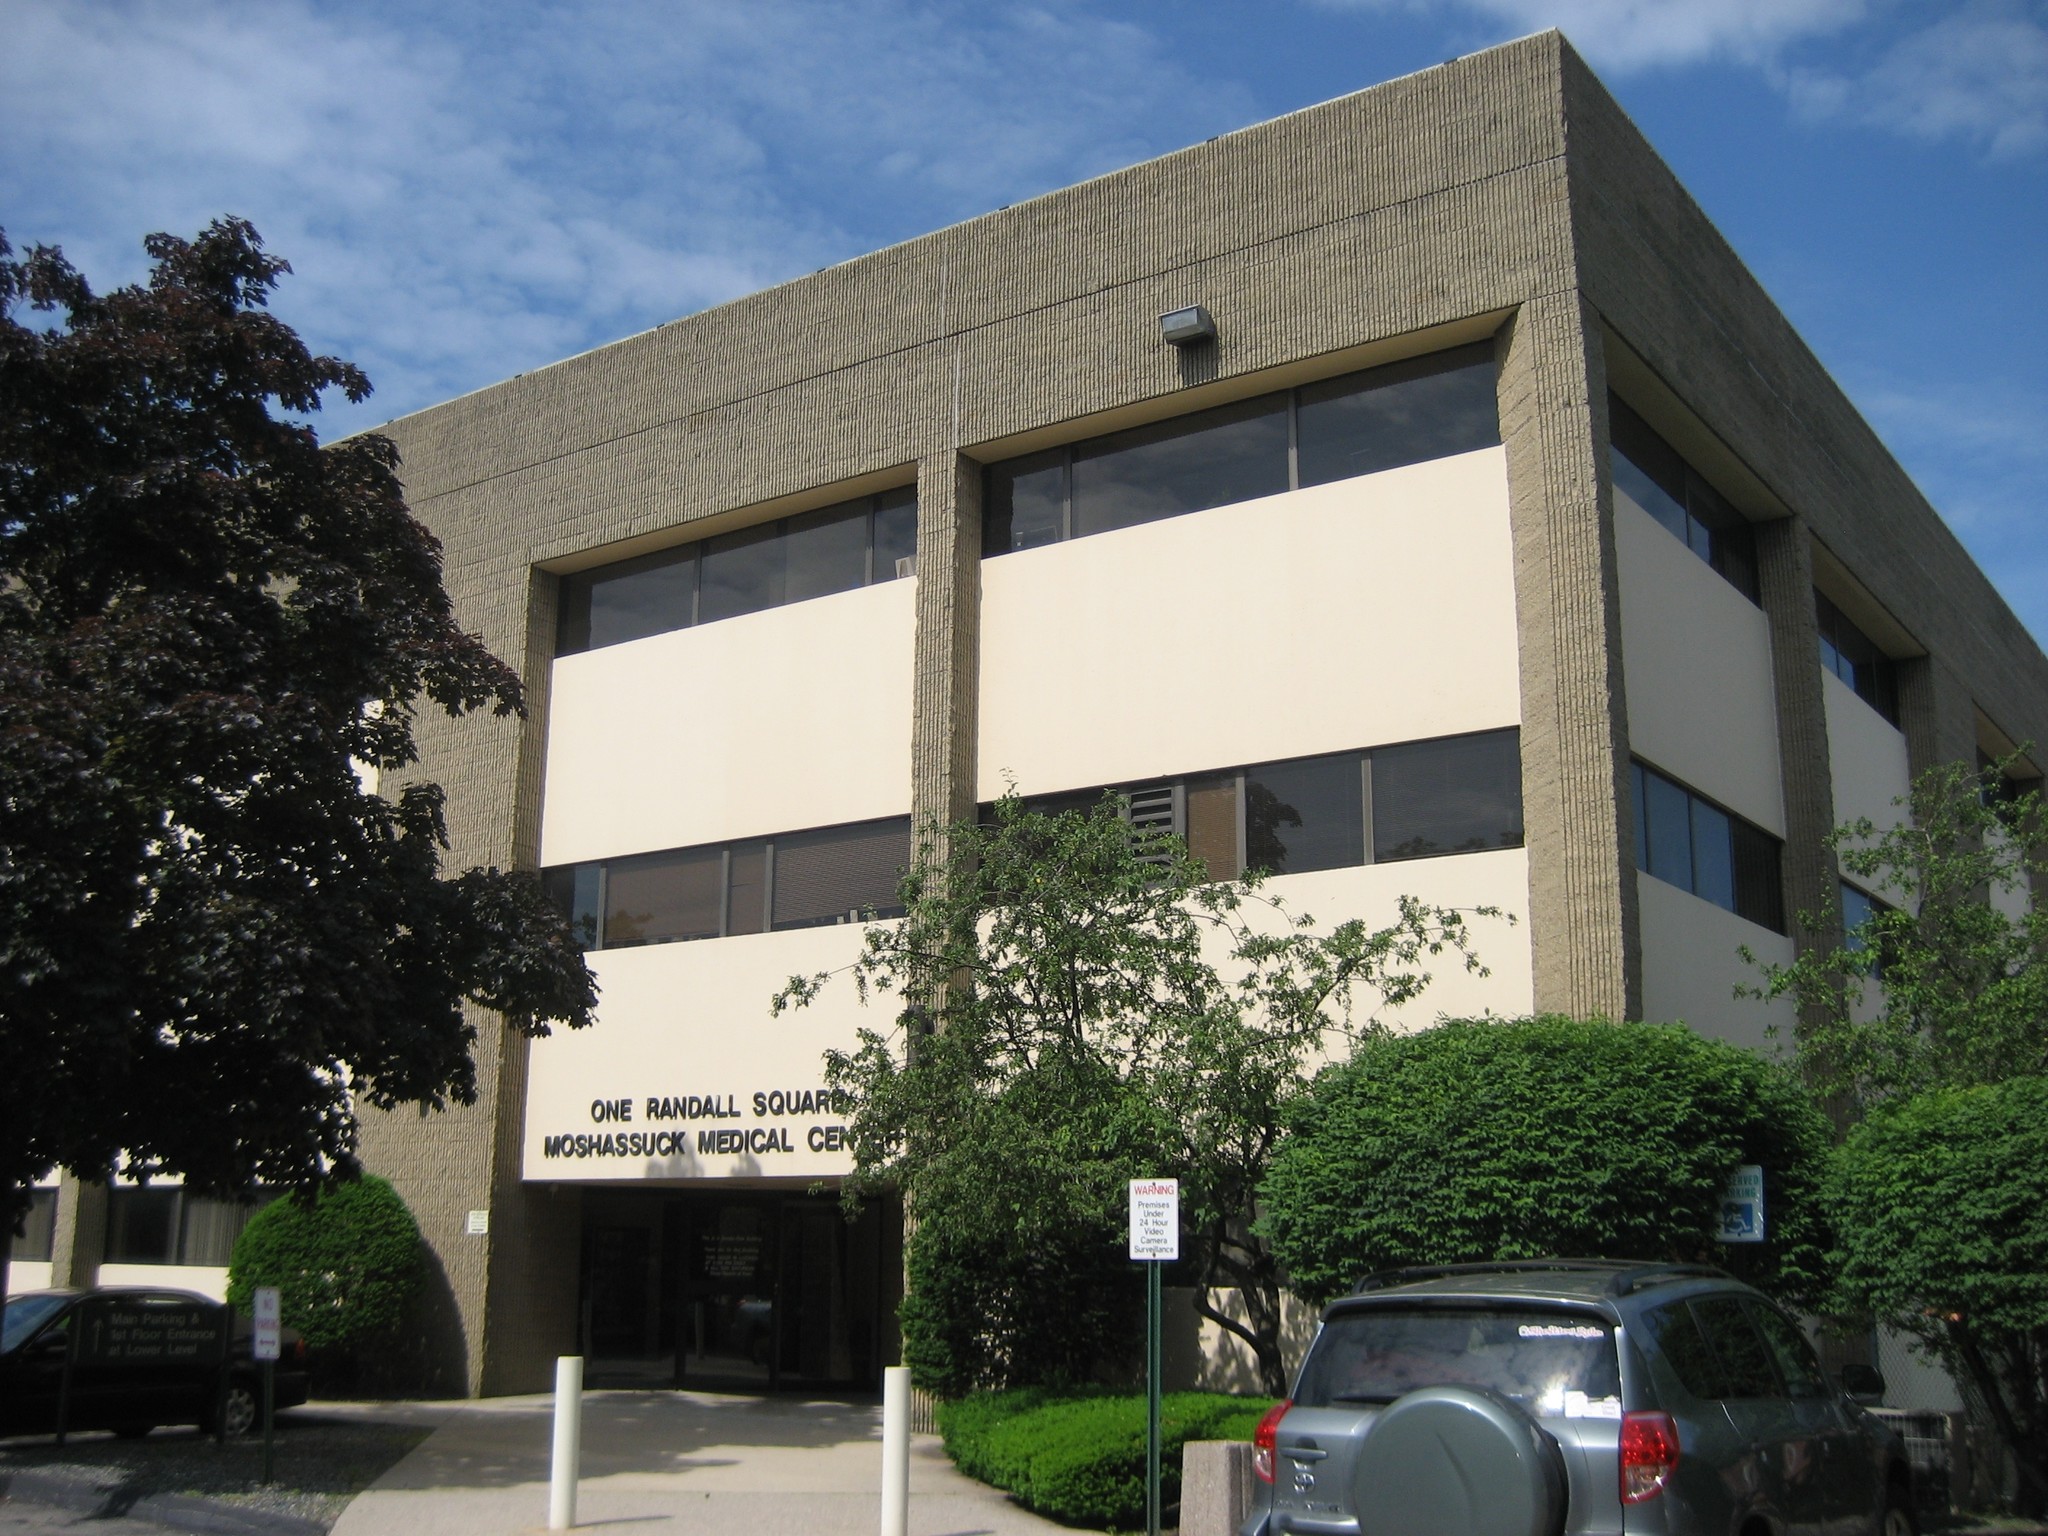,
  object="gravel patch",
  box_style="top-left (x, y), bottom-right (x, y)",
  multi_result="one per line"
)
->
top-left (0, 1407), bottom-right (437, 1533)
